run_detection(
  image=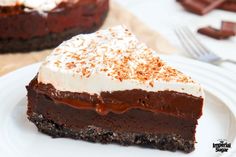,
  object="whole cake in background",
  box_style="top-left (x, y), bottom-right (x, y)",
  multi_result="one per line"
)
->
top-left (0, 0), bottom-right (109, 53)
top-left (26, 26), bottom-right (204, 153)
